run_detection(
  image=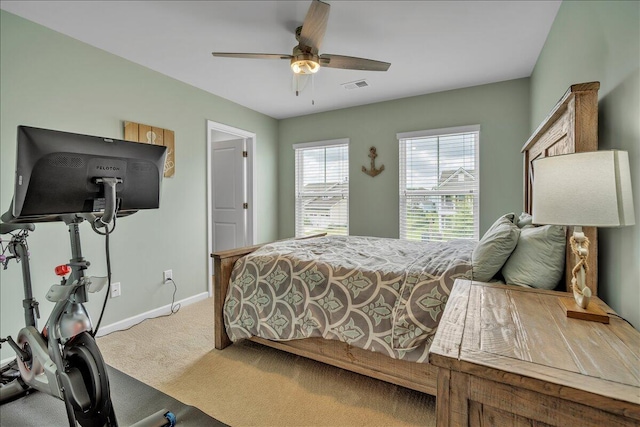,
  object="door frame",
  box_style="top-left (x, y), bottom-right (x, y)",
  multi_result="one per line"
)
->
top-left (206, 120), bottom-right (257, 297)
